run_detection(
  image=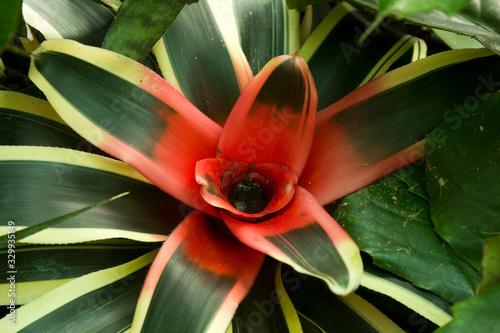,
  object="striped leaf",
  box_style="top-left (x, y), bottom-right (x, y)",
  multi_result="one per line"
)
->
top-left (0, 91), bottom-right (110, 155)
top-left (153, 0), bottom-right (253, 125)
top-left (300, 48), bottom-right (500, 205)
top-left (0, 146), bottom-right (184, 243)
top-left (131, 212), bottom-right (264, 332)
top-left (231, 259), bottom-right (302, 333)
top-left (360, 261), bottom-right (452, 328)
top-left (0, 192), bottom-right (129, 247)
top-left (22, 0), bottom-right (114, 46)
top-left (29, 39), bottom-right (222, 216)
top-left (0, 250), bottom-right (157, 331)
top-left (298, 2), bottom-right (426, 110)
top-left (233, 0), bottom-right (300, 74)
top-left (282, 265), bottom-right (405, 332)
top-left (299, 3), bottom-right (333, 44)
top-left (0, 241), bottom-right (159, 305)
